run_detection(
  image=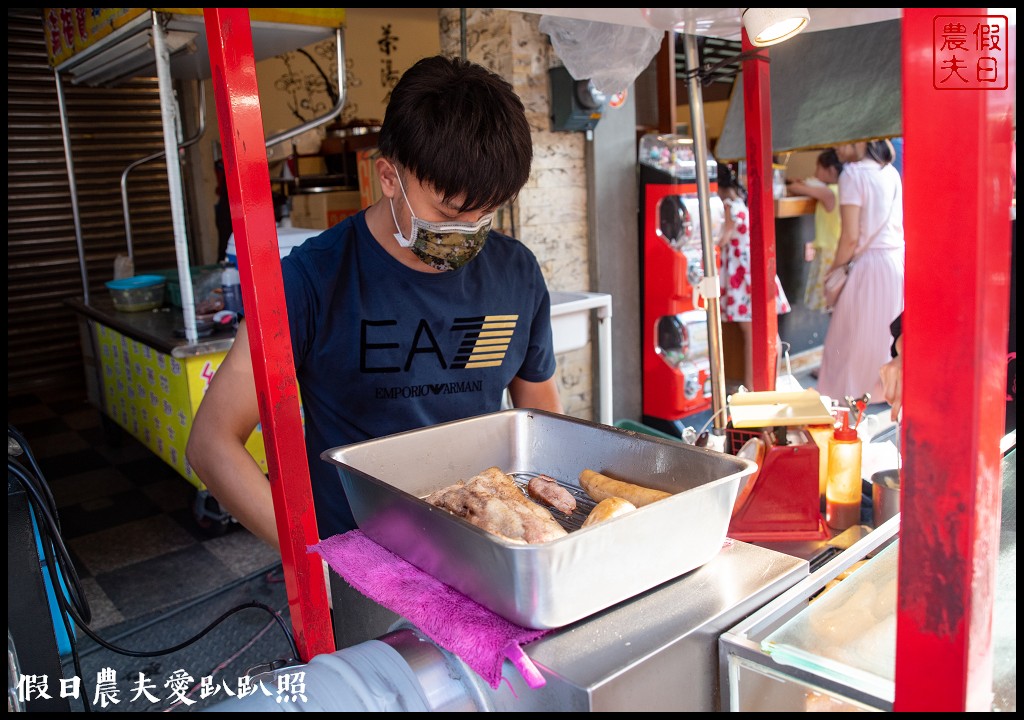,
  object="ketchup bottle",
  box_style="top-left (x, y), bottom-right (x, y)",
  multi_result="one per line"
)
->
top-left (825, 409), bottom-right (863, 531)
